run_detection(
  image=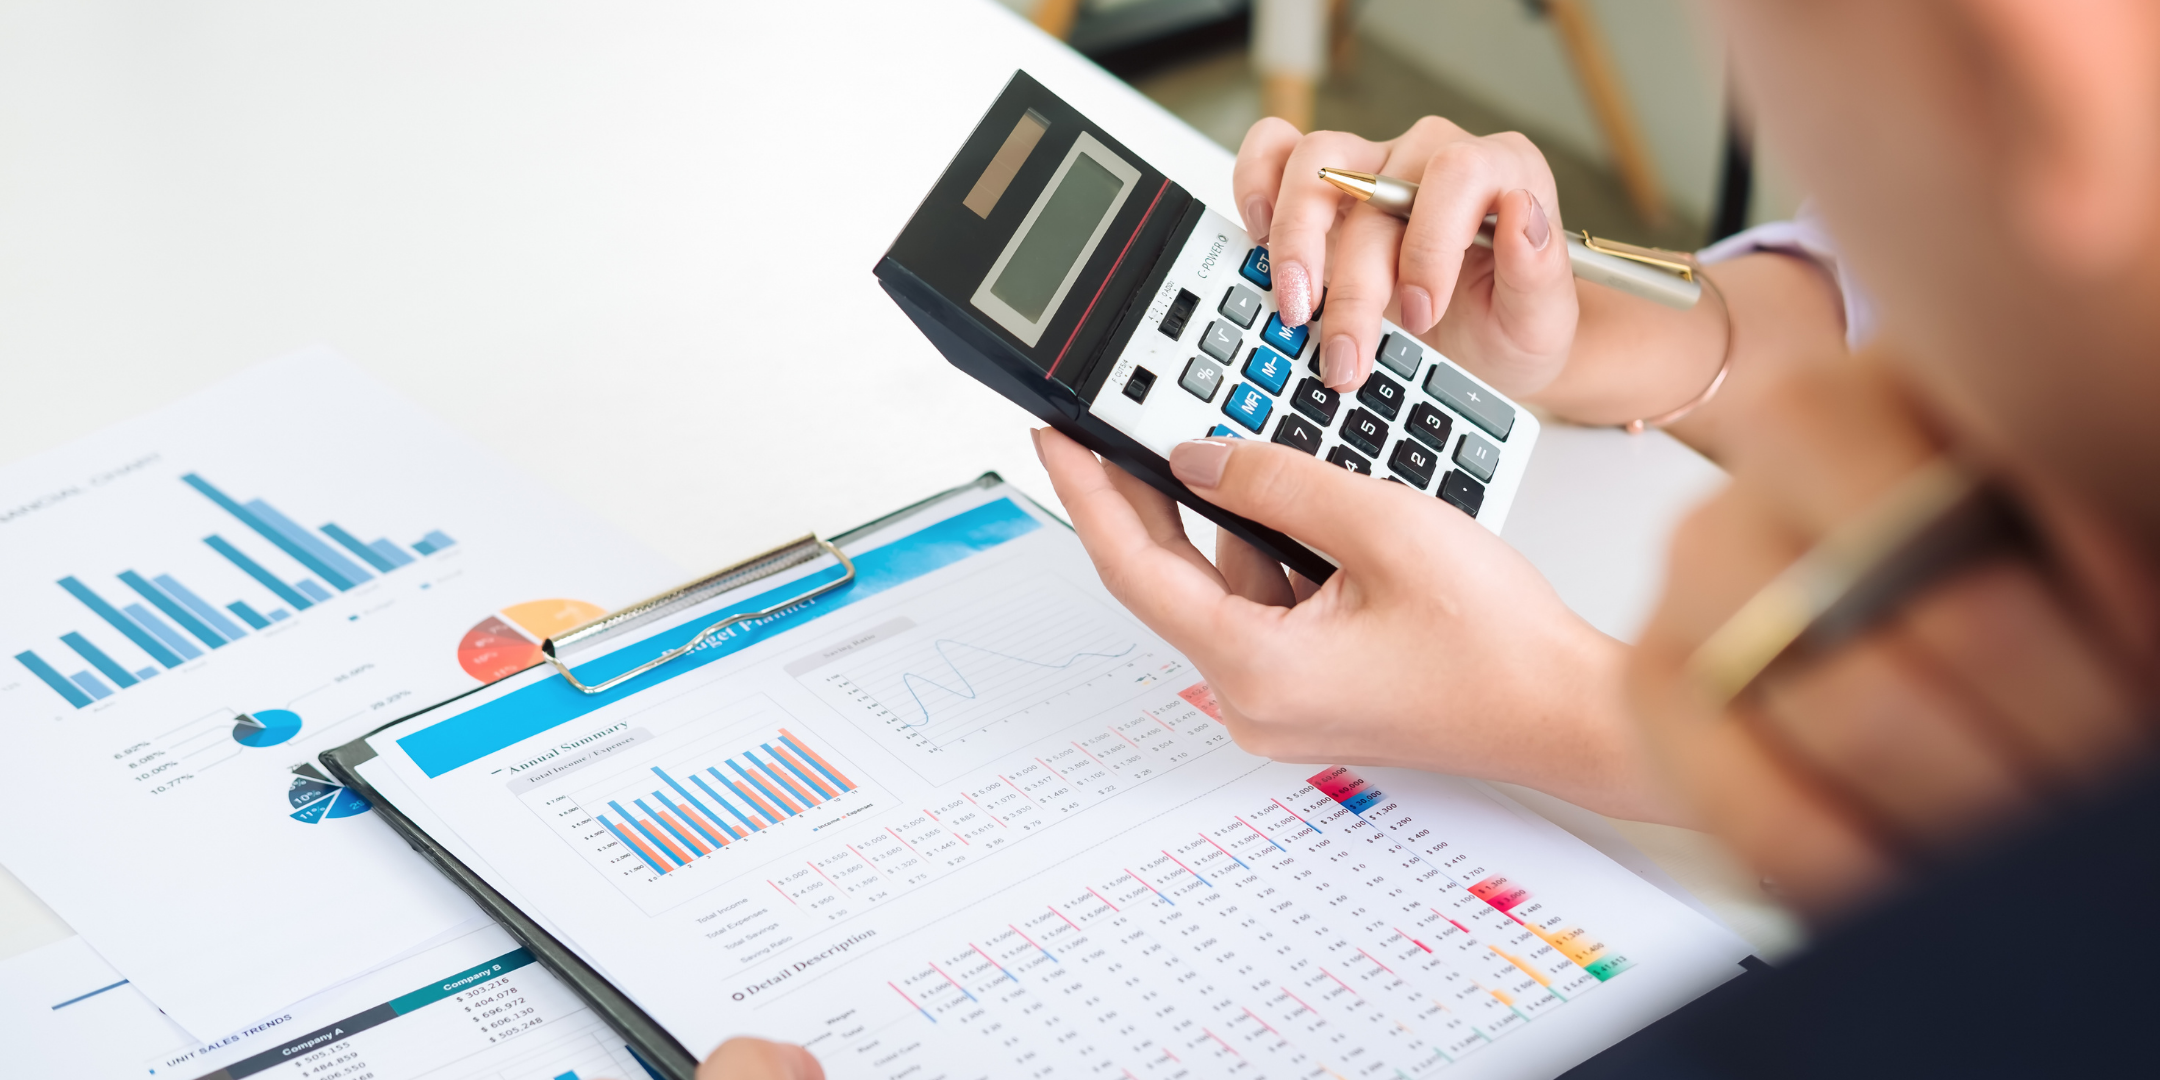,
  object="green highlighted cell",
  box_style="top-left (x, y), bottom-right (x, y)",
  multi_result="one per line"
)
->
top-left (1585, 954), bottom-right (1634, 981)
